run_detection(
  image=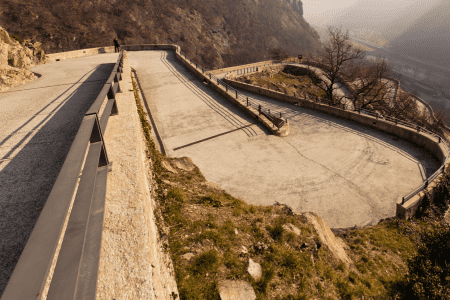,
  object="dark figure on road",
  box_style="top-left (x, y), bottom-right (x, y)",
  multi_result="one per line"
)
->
top-left (113, 38), bottom-right (120, 53)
